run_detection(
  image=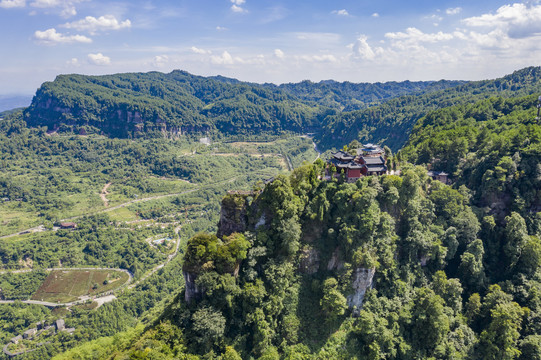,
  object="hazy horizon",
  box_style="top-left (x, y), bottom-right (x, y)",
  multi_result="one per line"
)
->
top-left (1, 0), bottom-right (540, 94)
